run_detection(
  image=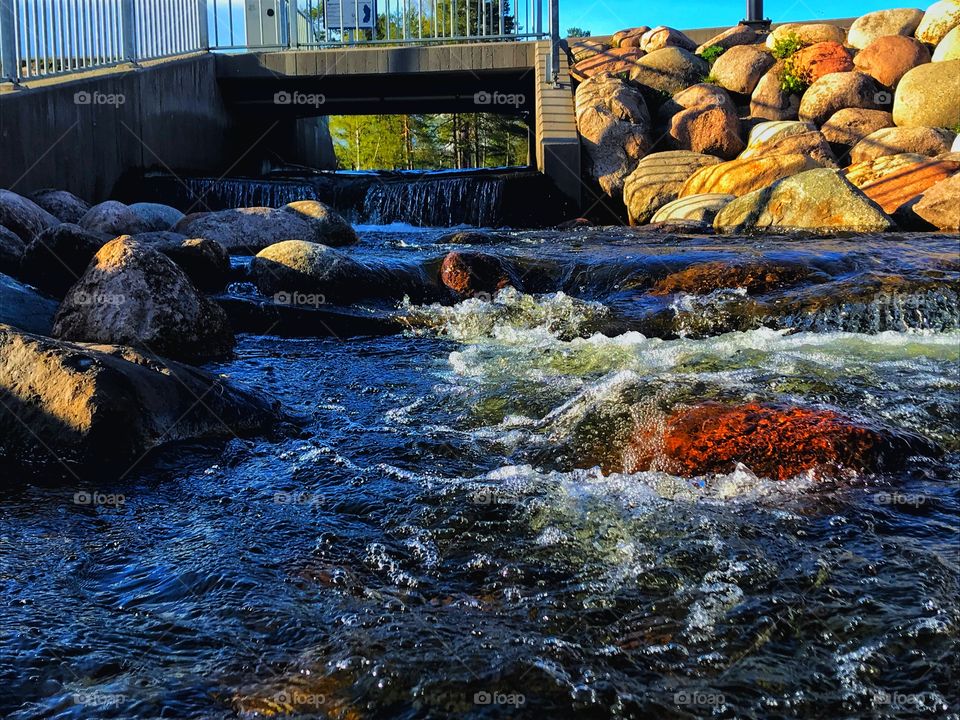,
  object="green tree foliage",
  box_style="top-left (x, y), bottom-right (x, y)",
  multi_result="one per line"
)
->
top-left (329, 113), bottom-right (529, 170)
top-left (567, 27), bottom-right (591, 37)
